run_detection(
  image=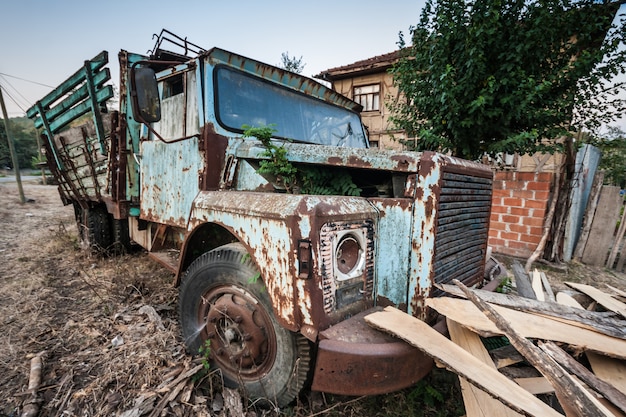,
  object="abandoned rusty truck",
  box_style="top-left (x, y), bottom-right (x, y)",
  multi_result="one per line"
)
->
top-left (27, 33), bottom-right (493, 406)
